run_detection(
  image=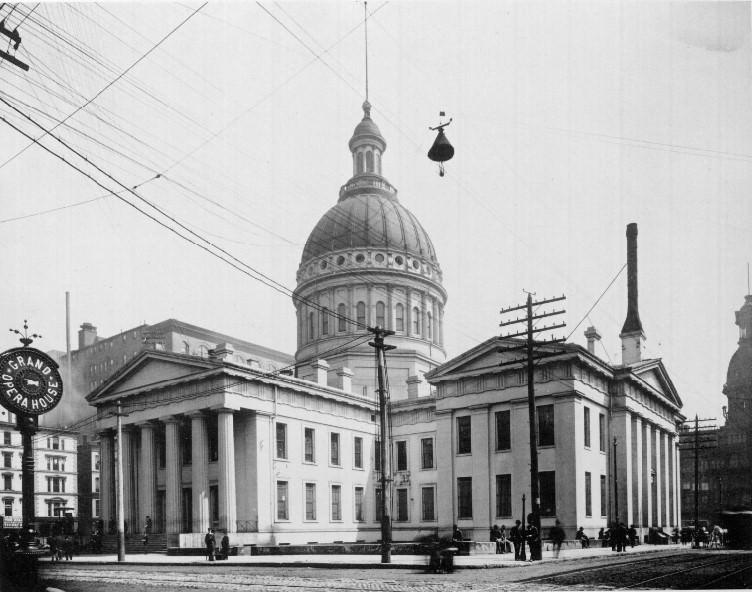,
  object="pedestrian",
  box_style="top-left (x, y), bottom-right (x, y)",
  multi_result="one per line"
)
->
top-left (452, 524), bottom-right (463, 543)
top-left (575, 526), bottom-right (590, 548)
top-left (205, 528), bottom-right (216, 561)
top-left (220, 532), bottom-right (230, 560)
top-left (510, 520), bottom-right (524, 560)
top-left (144, 516), bottom-right (152, 535)
top-left (48, 535), bottom-right (58, 562)
top-left (141, 533), bottom-right (149, 553)
top-left (550, 519), bottom-right (565, 559)
top-left (615, 522), bottom-right (628, 552)
top-left (628, 525), bottom-right (638, 547)
top-left (55, 533), bottom-right (64, 561)
top-left (499, 525), bottom-right (510, 553)
top-left (63, 535), bottom-right (73, 560)
top-left (525, 515), bottom-right (541, 561)
top-left (490, 524), bottom-right (502, 554)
